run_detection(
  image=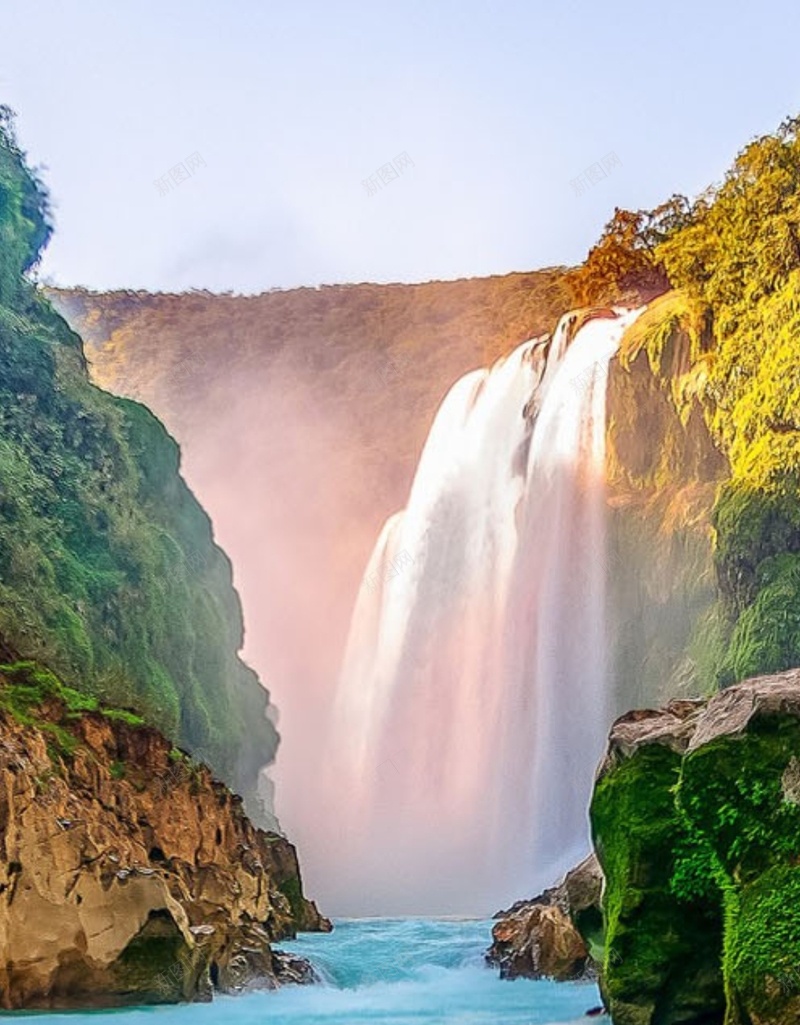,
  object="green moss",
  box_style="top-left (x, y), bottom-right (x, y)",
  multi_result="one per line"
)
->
top-left (102, 707), bottom-right (146, 727)
top-left (682, 720), bottom-right (800, 869)
top-left (114, 921), bottom-right (189, 1001)
top-left (591, 745), bottom-right (725, 1021)
top-left (278, 875), bottom-right (305, 922)
top-left (0, 658), bottom-right (147, 735)
top-left (40, 722), bottom-right (80, 759)
top-left (0, 660), bottom-right (94, 720)
top-left (677, 717), bottom-right (800, 1021)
